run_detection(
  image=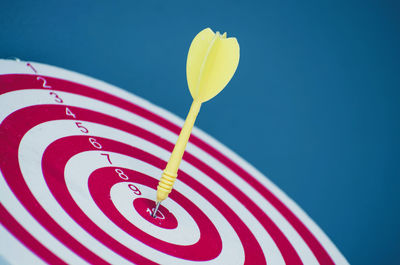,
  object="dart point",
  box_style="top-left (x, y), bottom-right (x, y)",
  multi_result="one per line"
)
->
top-left (152, 201), bottom-right (161, 218)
